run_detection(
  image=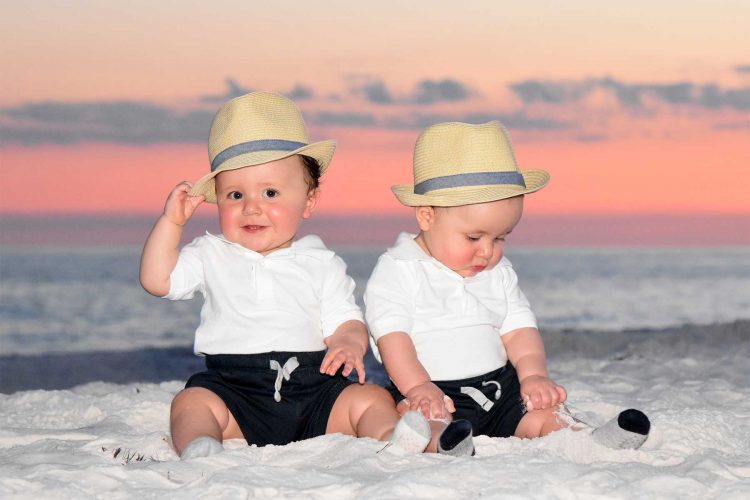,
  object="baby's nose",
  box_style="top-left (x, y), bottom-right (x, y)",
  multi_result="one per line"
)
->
top-left (477, 240), bottom-right (494, 258)
top-left (242, 198), bottom-right (262, 215)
